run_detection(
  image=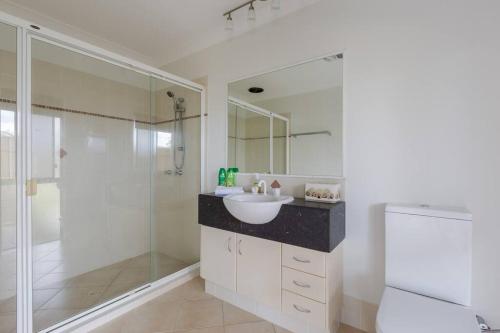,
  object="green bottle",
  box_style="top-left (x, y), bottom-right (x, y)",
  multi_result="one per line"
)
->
top-left (218, 168), bottom-right (227, 186)
top-left (226, 168), bottom-right (235, 187)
